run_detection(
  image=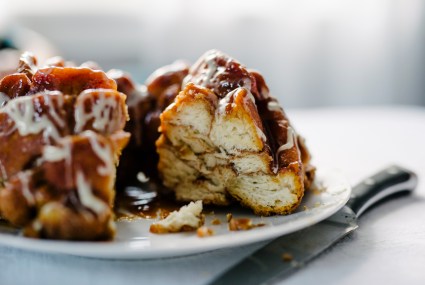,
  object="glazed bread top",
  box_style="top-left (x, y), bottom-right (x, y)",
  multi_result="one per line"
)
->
top-left (182, 49), bottom-right (311, 176)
